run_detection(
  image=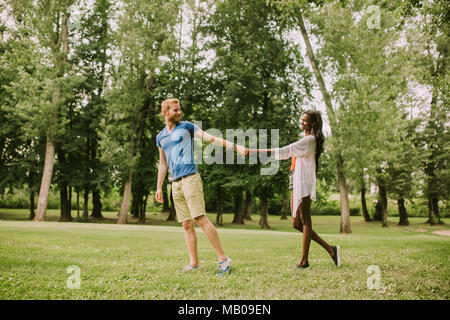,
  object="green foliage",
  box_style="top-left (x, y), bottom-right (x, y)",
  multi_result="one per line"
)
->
top-left (0, 0), bottom-right (448, 224)
top-left (101, 0), bottom-right (180, 181)
top-left (202, 0), bottom-right (313, 214)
